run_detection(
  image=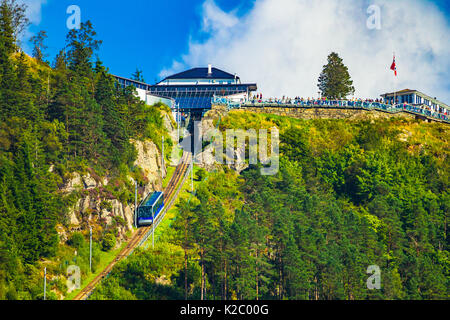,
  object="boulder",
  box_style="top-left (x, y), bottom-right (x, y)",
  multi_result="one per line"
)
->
top-left (63, 172), bottom-right (83, 193)
top-left (82, 173), bottom-right (97, 189)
